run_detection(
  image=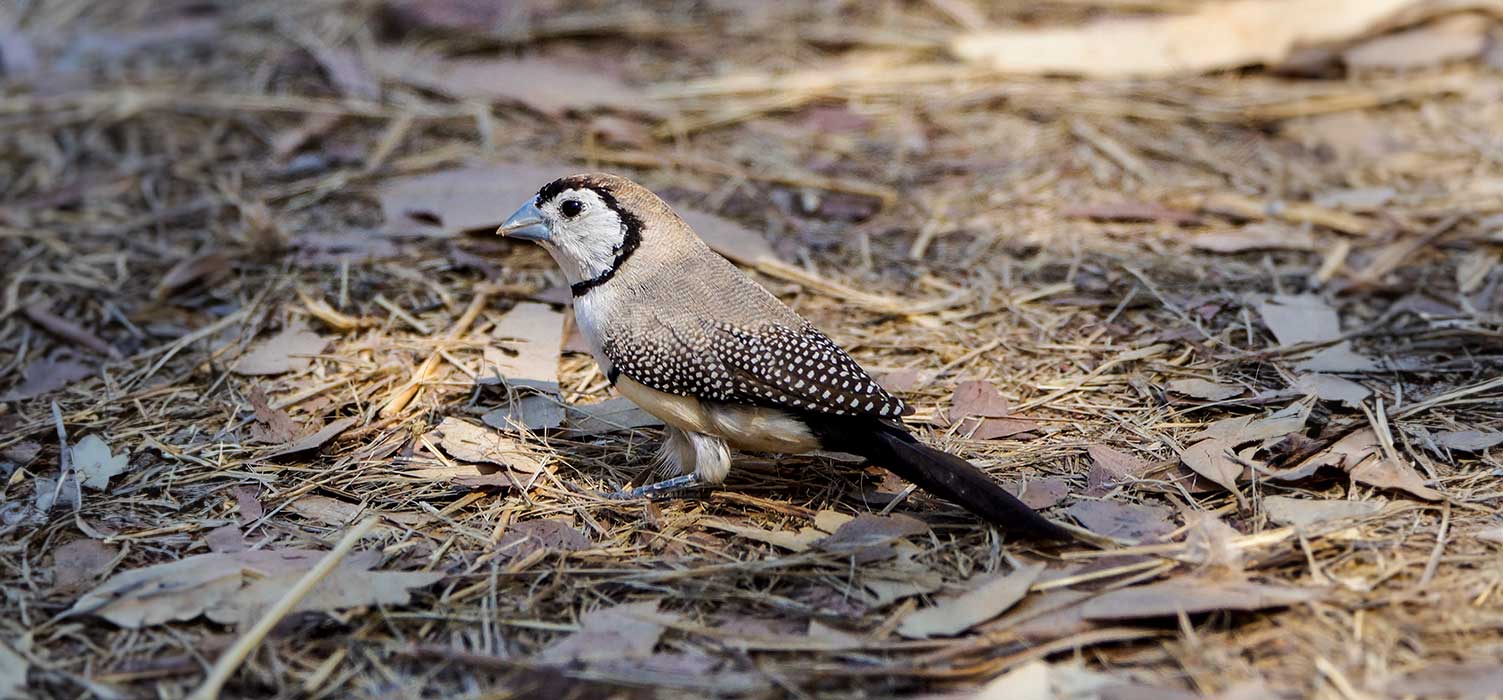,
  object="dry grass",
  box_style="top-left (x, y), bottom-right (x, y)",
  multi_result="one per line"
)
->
top-left (2, 1), bottom-right (1502, 698)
